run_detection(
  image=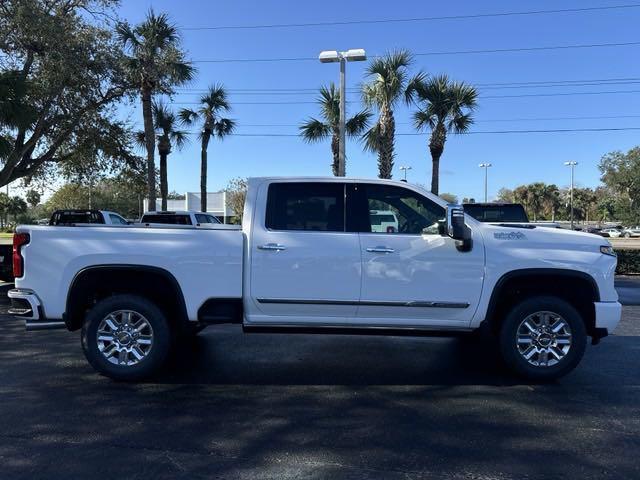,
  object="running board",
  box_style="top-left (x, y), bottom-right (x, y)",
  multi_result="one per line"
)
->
top-left (25, 320), bottom-right (67, 331)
